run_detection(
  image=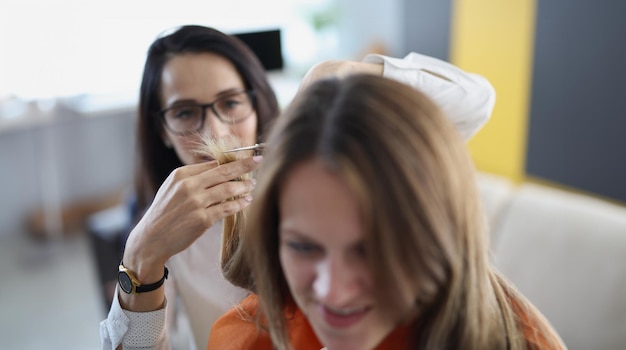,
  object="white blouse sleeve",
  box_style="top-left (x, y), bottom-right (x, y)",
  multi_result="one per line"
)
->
top-left (99, 286), bottom-right (170, 350)
top-left (363, 52), bottom-right (496, 141)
